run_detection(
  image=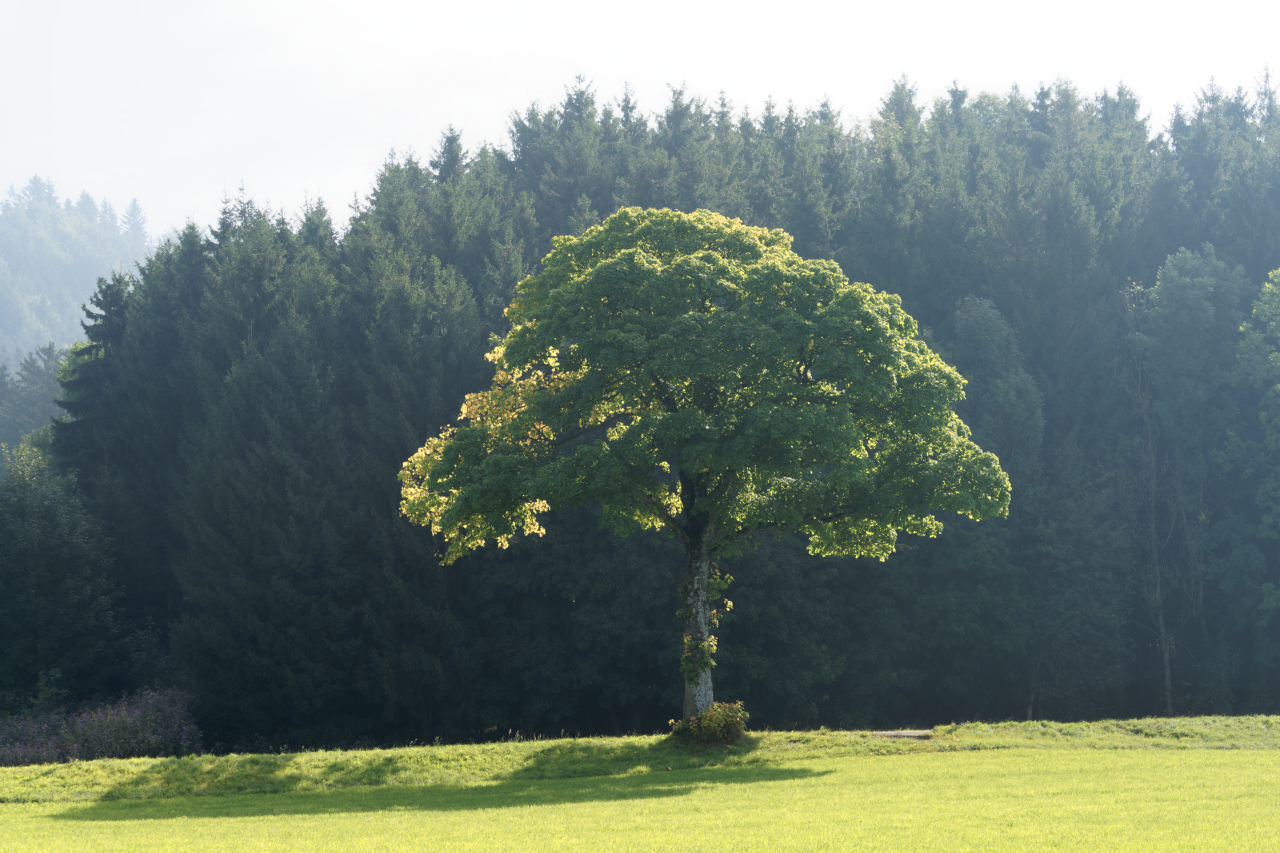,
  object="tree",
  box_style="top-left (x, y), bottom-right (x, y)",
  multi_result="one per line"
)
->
top-left (121, 199), bottom-right (149, 259)
top-left (1121, 246), bottom-right (1252, 713)
top-left (0, 178), bottom-right (148, 363)
top-left (0, 342), bottom-right (66, 448)
top-left (401, 207), bottom-right (1010, 718)
top-left (159, 199), bottom-right (495, 743)
top-left (0, 438), bottom-right (127, 712)
top-left (53, 233), bottom-right (202, 630)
